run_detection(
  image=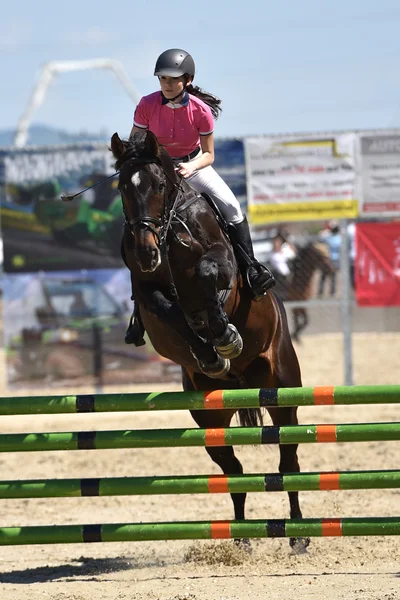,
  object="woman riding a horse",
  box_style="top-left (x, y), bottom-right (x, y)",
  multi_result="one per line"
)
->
top-left (110, 50), bottom-right (308, 551)
top-left (125, 48), bottom-right (275, 346)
